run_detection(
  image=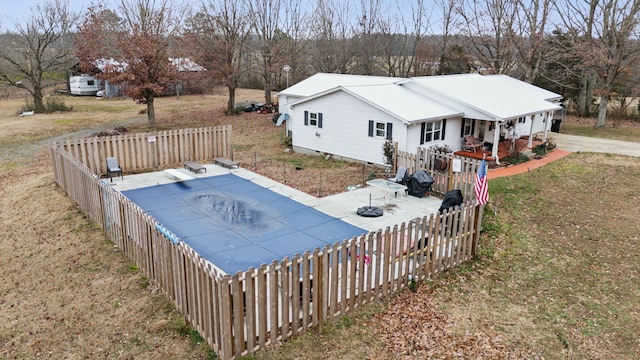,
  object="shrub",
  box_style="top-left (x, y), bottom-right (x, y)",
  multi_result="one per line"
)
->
top-left (382, 139), bottom-right (394, 166)
top-left (502, 153), bottom-right (529, 165)
top-left (533, 143), bottom-right (548, 157)
top-left (283, 135), bottom-right (292, 148)
top-left (44, 96), bottom-right (73, 113)
top-left (429, 144), bottom-right (453, 154)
